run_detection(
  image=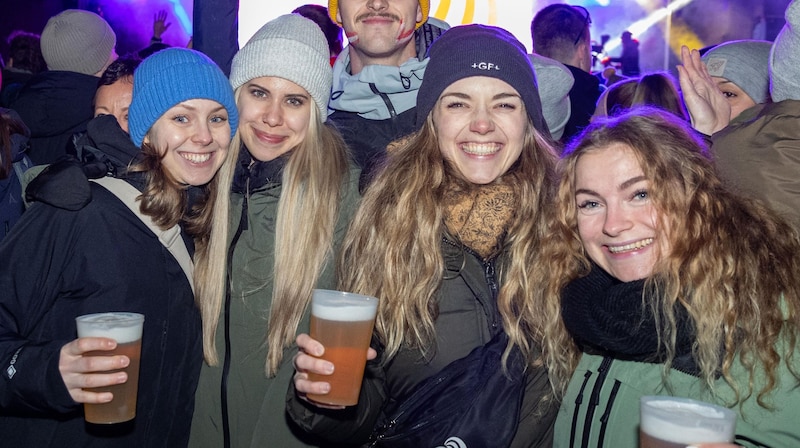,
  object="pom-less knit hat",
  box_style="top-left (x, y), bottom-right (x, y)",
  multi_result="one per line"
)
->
top-left (230, 14), bottom-right (331, 118)
top-left (416, 24), bottom-right (549, 137)
top-left (40, 9), bottom-right (117, 75)
top-left (328, 0), bottom-right (429, 30)
top-left (701, 40), bottom-right (772, 105)
top-left (129, 48), bottom-right (238, 147)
